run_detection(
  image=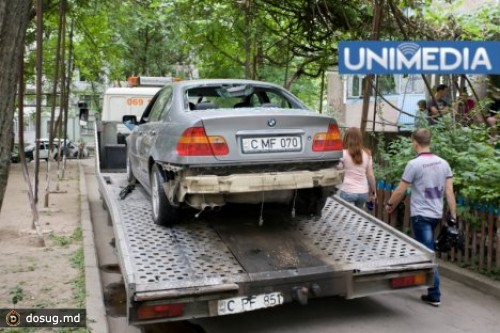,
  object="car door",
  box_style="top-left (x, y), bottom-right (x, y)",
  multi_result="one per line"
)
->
top-left (127, 92), bottom-right (162, 184)
top-left (136, 86), bottom-right (173, 184)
